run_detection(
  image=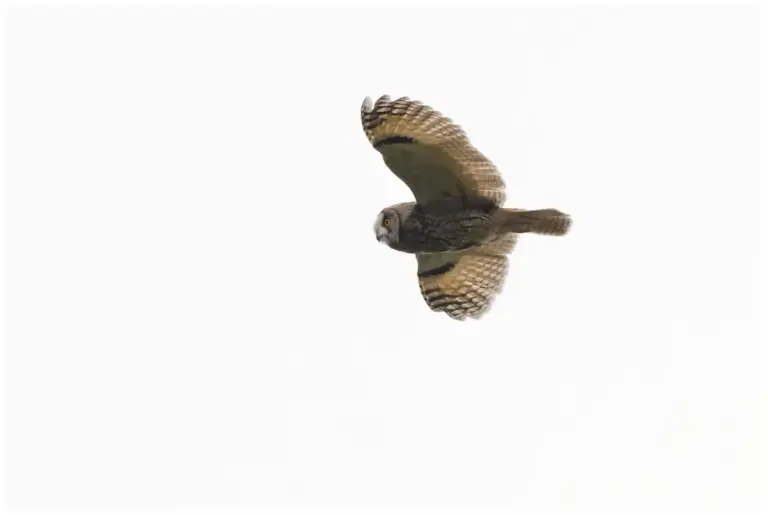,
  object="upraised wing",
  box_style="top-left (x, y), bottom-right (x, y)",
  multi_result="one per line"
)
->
top-left (361, 95), bottom-right (506, 207)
